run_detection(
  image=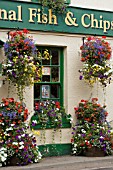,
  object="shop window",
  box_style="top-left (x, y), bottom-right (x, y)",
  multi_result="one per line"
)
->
top-left (34, 47), bottom-right (64, 106)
